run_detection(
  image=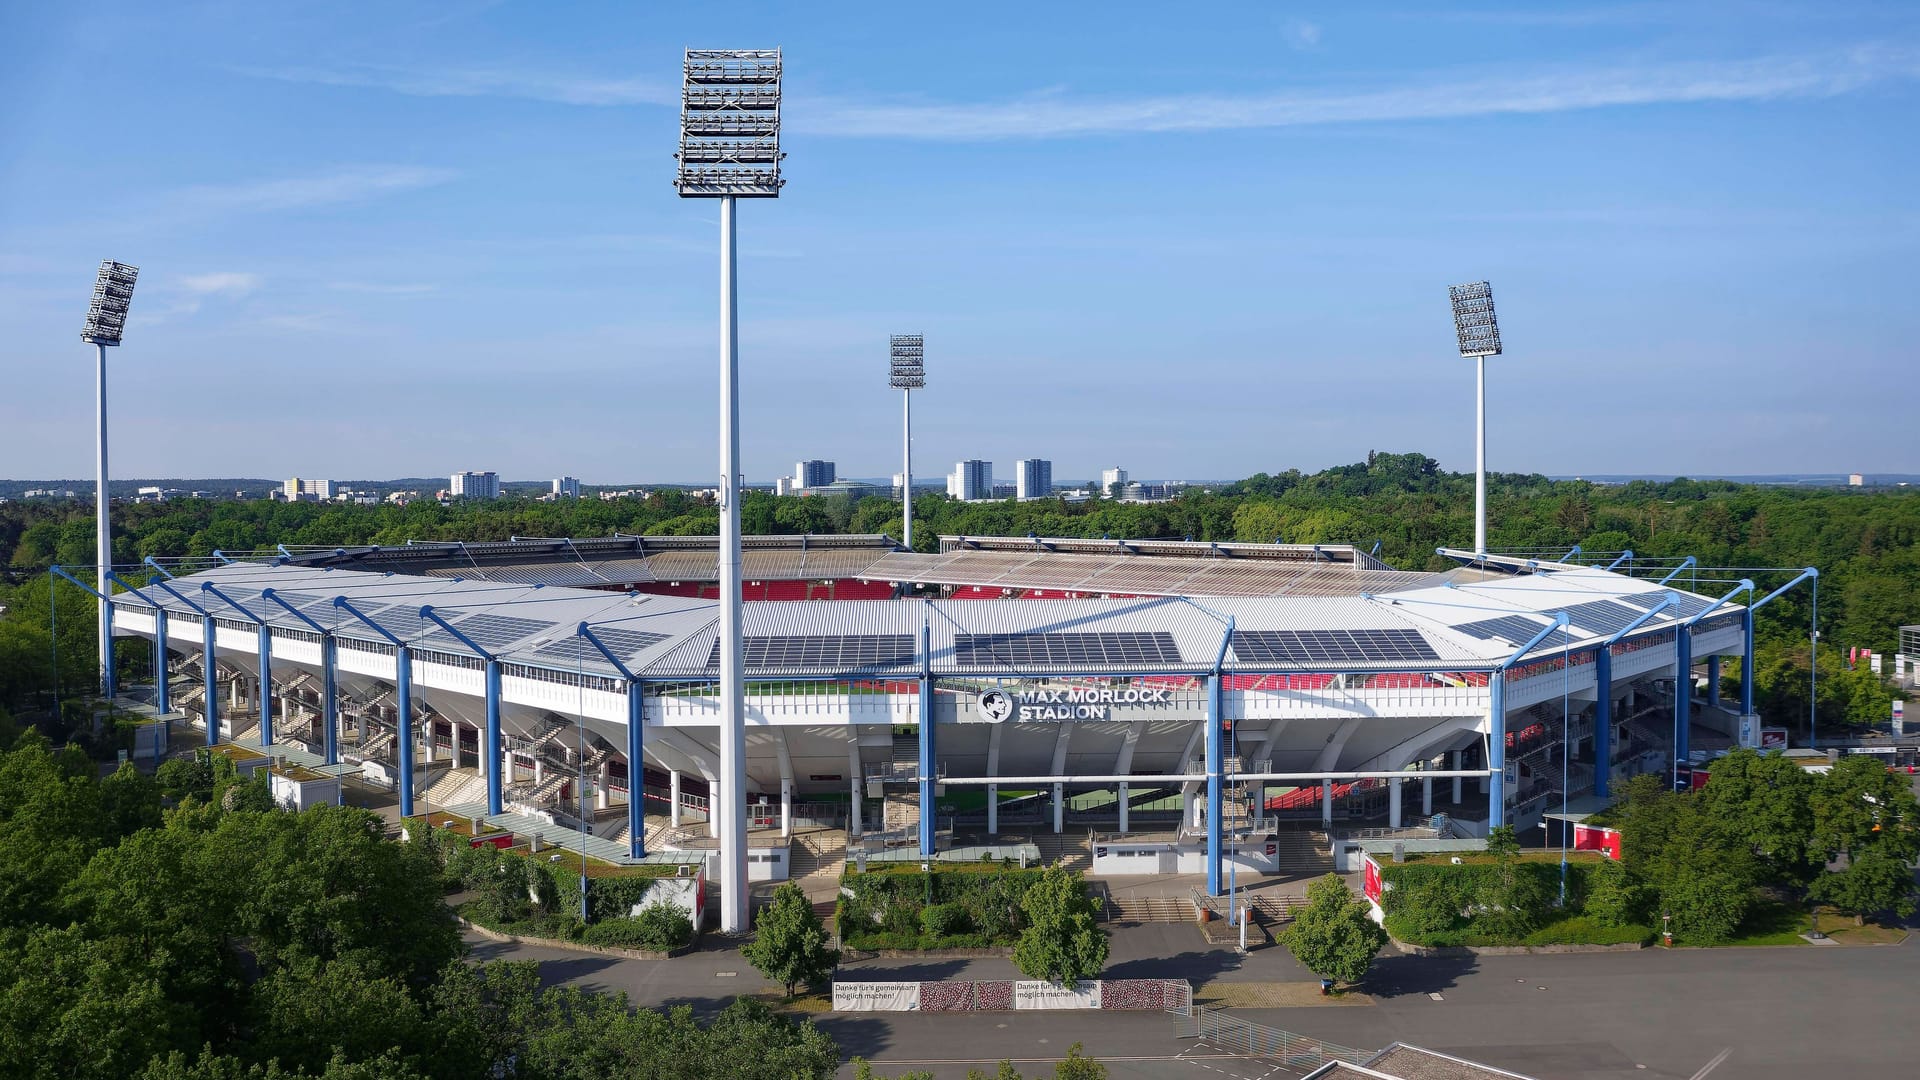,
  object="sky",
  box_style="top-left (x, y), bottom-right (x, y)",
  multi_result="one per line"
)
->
top-left (1, 1), bottom-right (1916, 486)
